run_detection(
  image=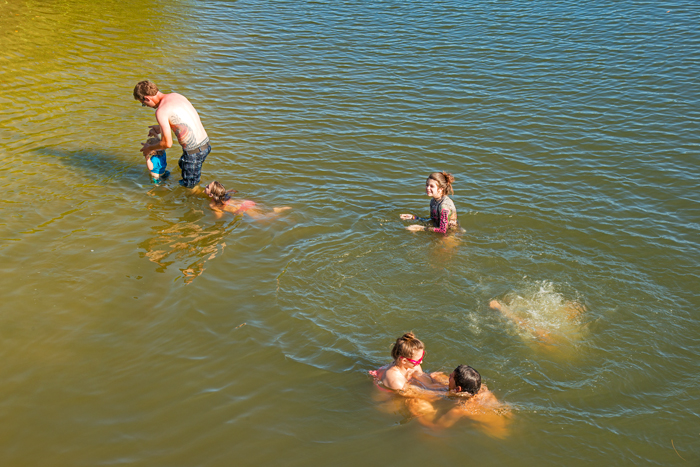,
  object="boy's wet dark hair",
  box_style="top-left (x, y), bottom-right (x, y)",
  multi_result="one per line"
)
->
top-left (454, 365), bottom-right (481, 395)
